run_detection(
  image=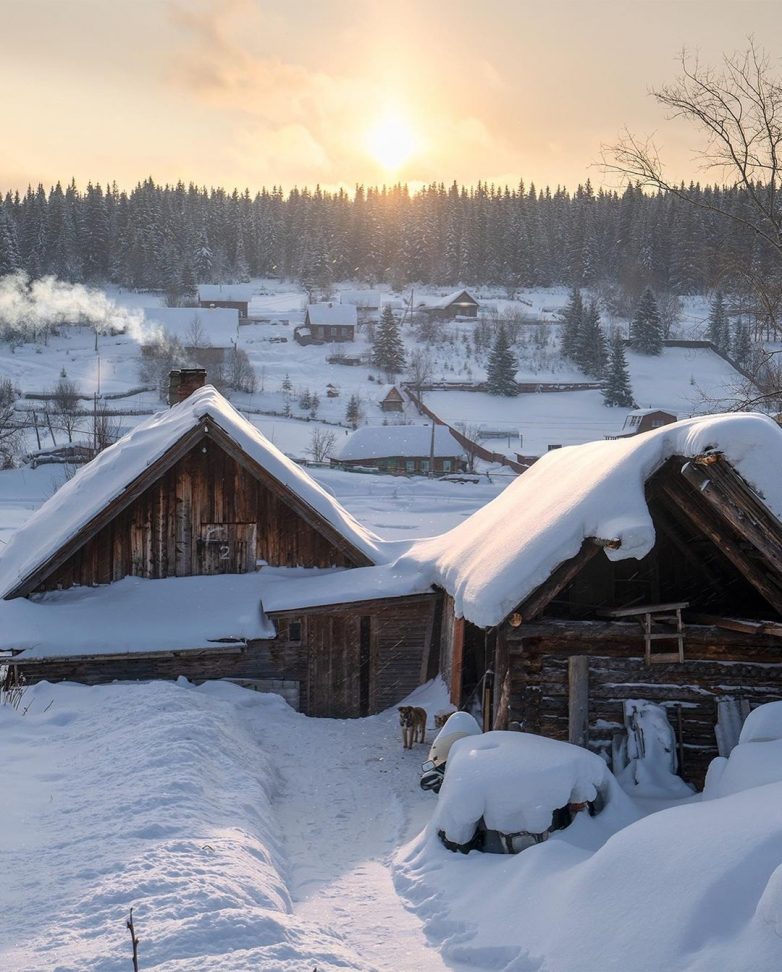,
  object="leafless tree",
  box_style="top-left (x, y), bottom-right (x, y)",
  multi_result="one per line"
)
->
top-left (225, 346), bottom-right (257, 393)
top-left (306, 427), bottom-right (338, 463)
top-left (92, 403), bottom-right (123, 454)
top-left (407, 350), bottom-right (434, 401)
top-left (186, 315), bottom-right (208, 349)
top-left (50, 377), bottom-right (81, 443)
top-left (604, 41), bottom-right (782, 256)
top-left (0, 379), bottom-right (24, 468)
